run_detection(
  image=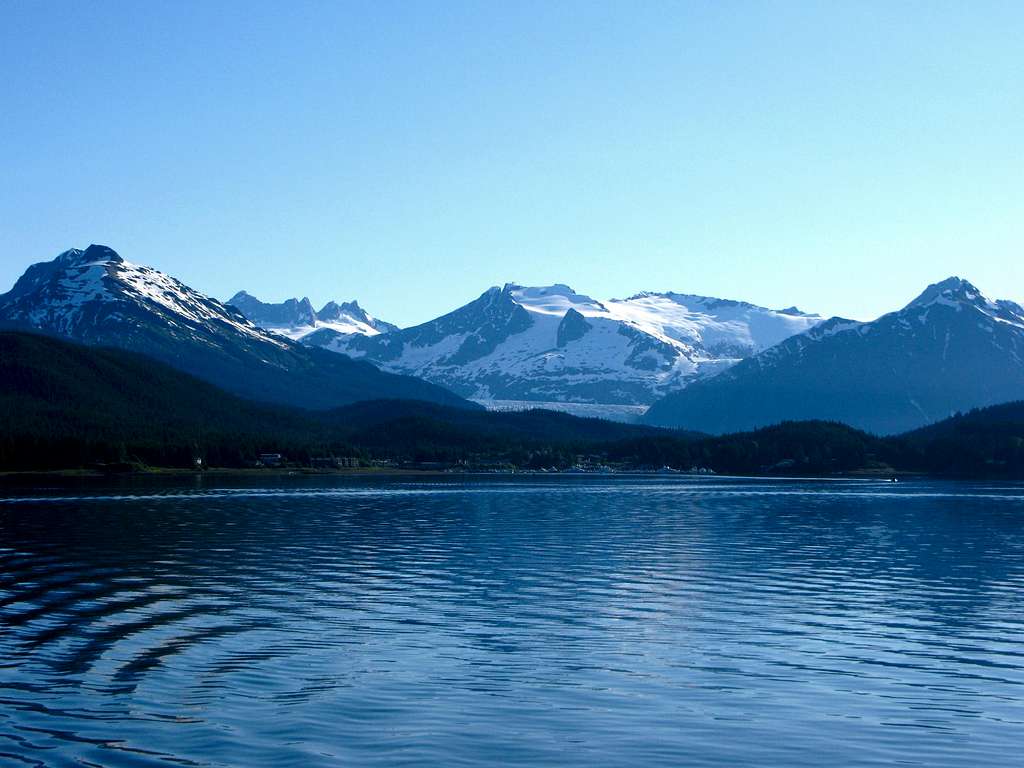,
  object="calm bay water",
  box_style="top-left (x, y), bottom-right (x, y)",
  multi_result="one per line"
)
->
top-left (1, 475), bottom-right (1022, 767)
